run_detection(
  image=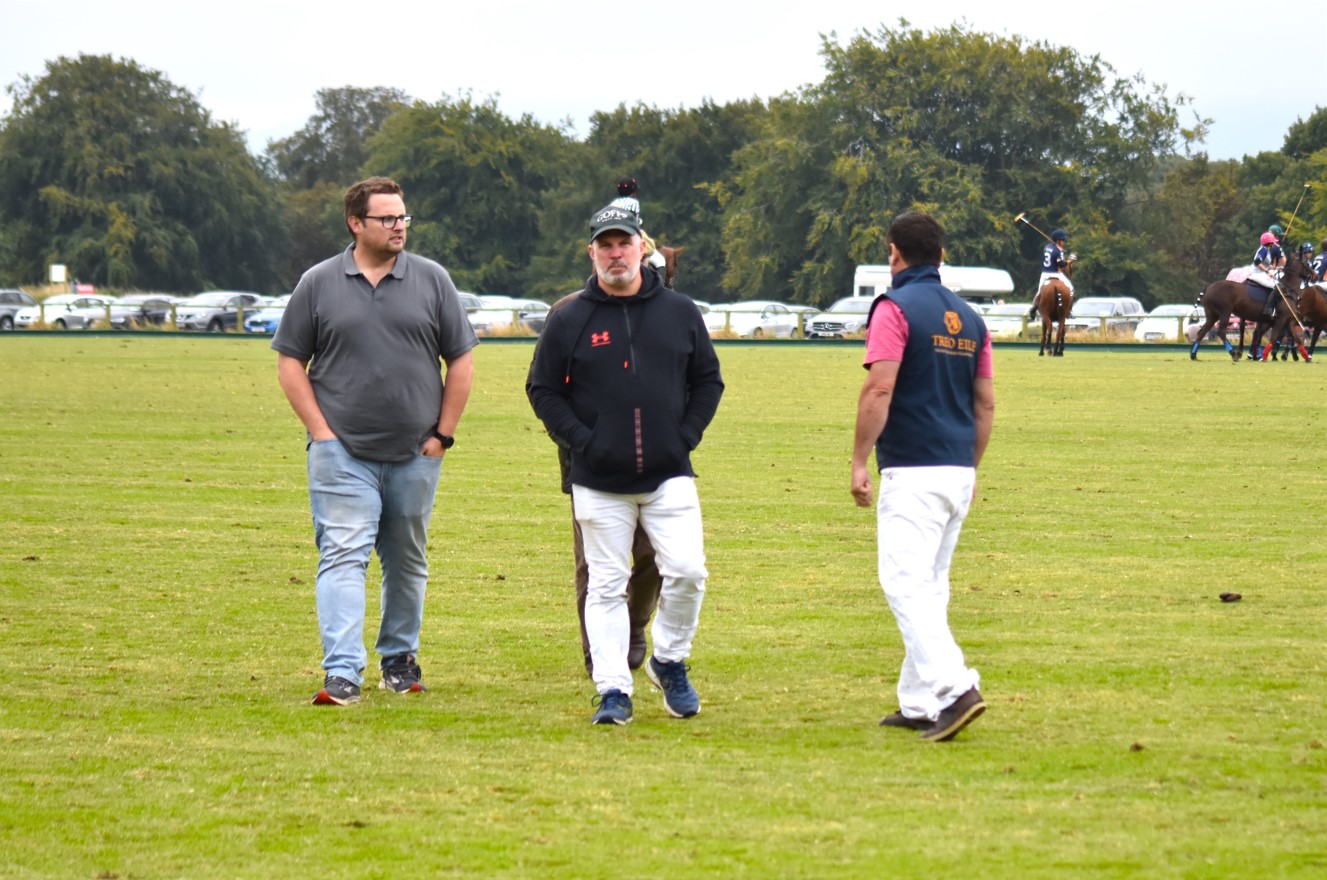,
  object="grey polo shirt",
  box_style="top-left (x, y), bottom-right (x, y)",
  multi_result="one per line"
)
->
top-left (272, 244), bottom-right (478, 462)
